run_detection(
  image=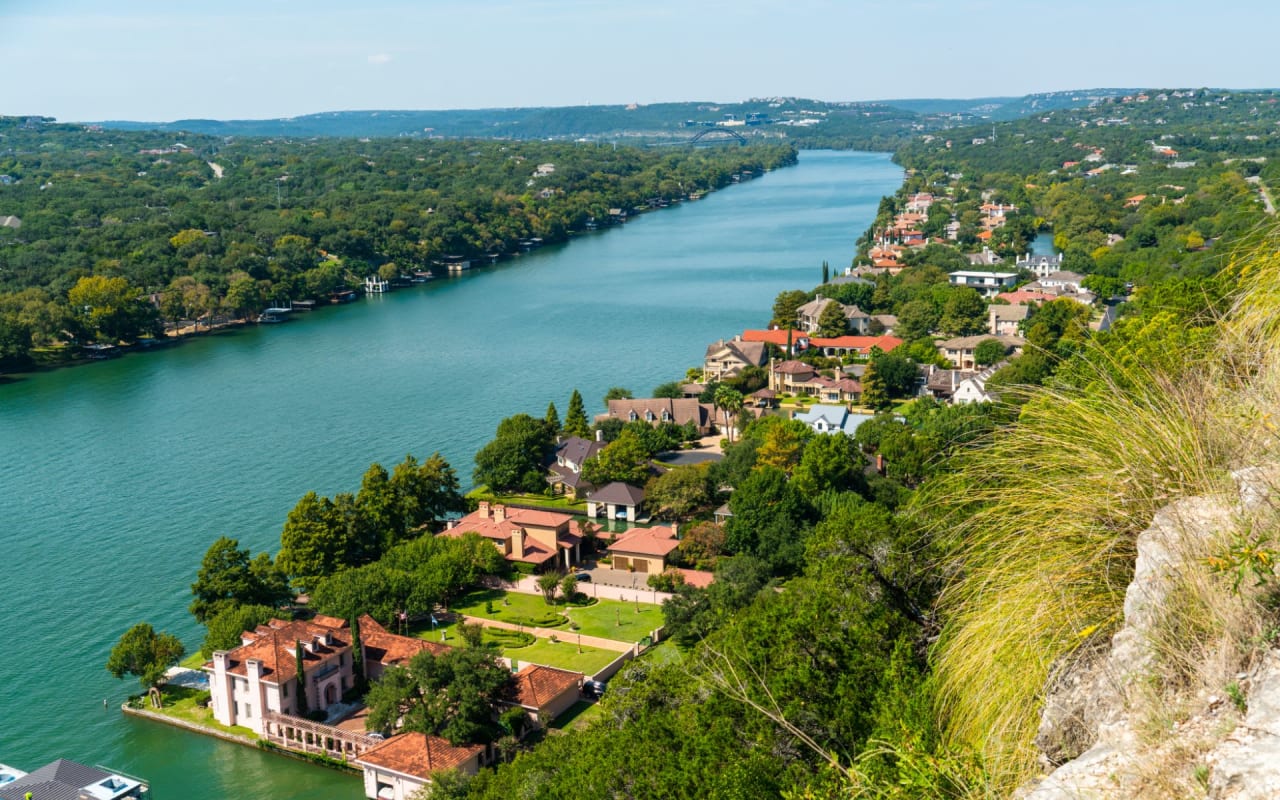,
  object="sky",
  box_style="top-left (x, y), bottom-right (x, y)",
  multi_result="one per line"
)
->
top-left (2, 0), bottom-right (1276, 122)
